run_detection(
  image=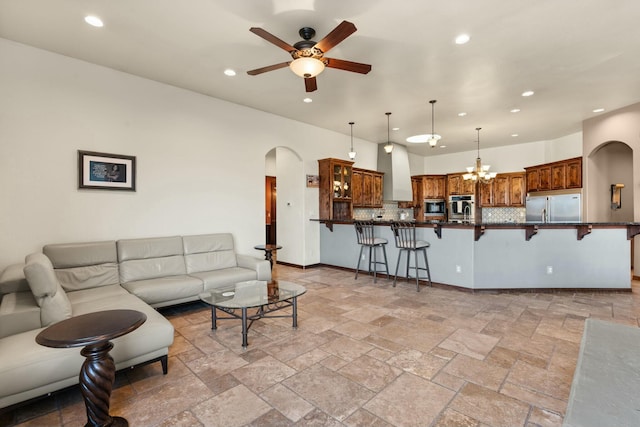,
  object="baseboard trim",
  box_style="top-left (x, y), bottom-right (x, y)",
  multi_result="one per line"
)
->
top-left (275, 261), bottom-right (321, 269)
